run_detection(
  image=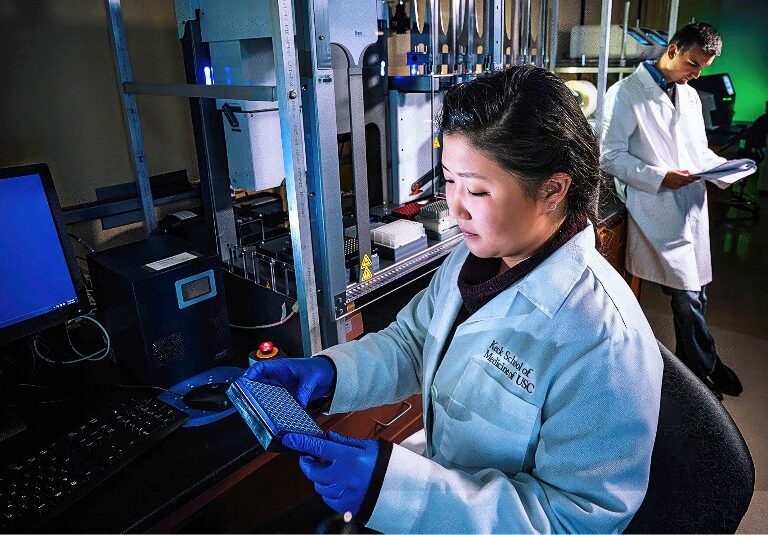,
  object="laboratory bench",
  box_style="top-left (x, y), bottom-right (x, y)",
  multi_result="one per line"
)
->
top-left (1, 192), bottom-right (628, 533)
top-left (0, 328), bottom-right (422, 534)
